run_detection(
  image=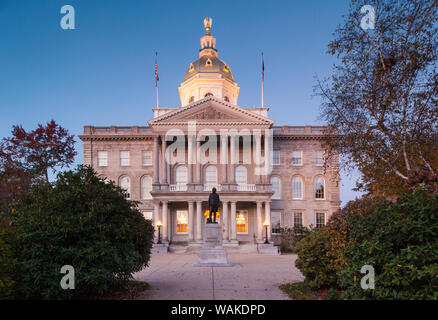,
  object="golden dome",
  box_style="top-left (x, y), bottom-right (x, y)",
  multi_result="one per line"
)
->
top-left (183, 57), bottom-right (234, 82)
